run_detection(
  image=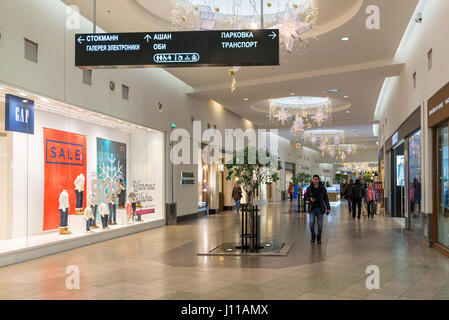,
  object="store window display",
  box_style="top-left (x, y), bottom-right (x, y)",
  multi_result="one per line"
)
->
top-left (0, 86), bottom-right (165, 256)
